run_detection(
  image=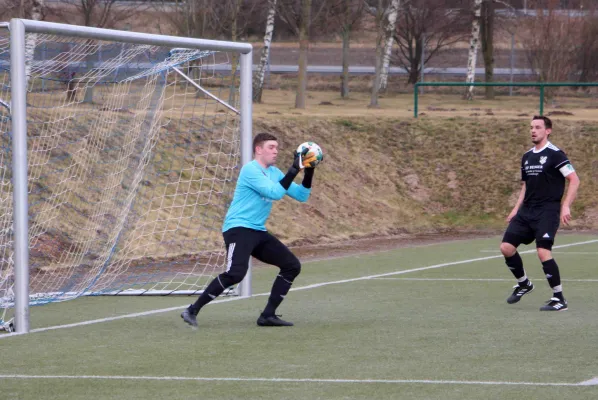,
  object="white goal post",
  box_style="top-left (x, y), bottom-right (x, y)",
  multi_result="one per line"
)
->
top-left (0, 19), bottom-right (254, 334)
